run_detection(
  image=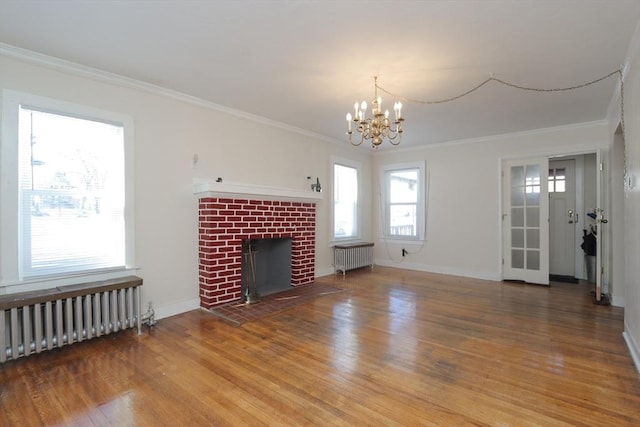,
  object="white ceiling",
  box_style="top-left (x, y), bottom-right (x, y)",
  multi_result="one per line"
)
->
top-left (1, 1), bottom-right (639, 150)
